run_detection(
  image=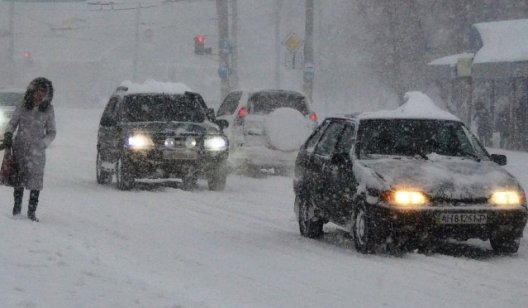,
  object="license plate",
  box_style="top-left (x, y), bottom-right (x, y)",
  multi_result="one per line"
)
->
top-left (436, 213), bottom-right (487, 224)
top-left (162, 150), bottom-right (196, 160)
